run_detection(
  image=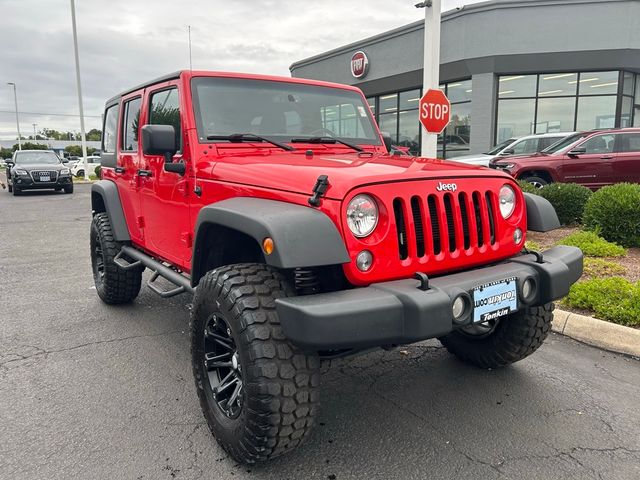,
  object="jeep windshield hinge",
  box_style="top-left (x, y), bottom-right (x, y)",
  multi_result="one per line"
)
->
top-left (308, 175), bottom-right (329, 207)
